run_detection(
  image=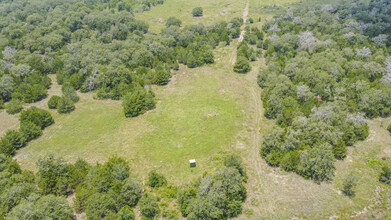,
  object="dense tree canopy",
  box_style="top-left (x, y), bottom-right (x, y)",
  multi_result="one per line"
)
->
top-left (259, 0), bottom-right (390, 182)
